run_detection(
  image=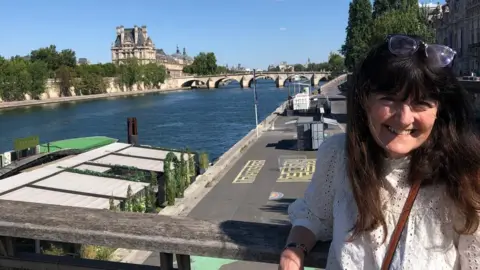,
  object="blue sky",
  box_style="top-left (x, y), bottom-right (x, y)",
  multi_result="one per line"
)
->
top-left (0, 0), bottom-right (437, 69)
